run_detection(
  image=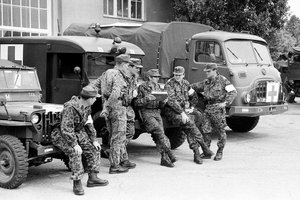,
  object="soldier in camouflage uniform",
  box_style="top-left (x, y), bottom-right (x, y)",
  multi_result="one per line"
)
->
top-left (100, 54), bottom-right (136, 174)
top-left (191, 63), bottom-right (237, 161)
top-left (51, 86), bottom-right (108, 196)
top-left (164, 66), bottom-right (214, 164)
top-left (134, 69), bottom-right (176, 167)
